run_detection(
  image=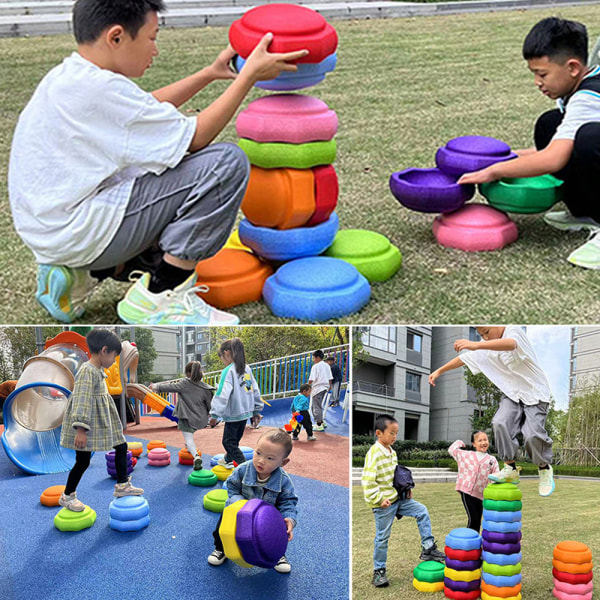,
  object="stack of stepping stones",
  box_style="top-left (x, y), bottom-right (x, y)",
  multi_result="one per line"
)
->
top-left (444, 527), bottom-right (482, 599)
top-left (109, 496), bottom-right (150, 532)
top-left (481, 483), bottom-right (523, 600)
top-left (105, 449), bottom-right (134, 478)
top-left (148, 447), bottom-right (170, 467)
top-left (413, 561), bottom-right (445, 592)
top-left (552, 541), bottom-right (593, 600)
